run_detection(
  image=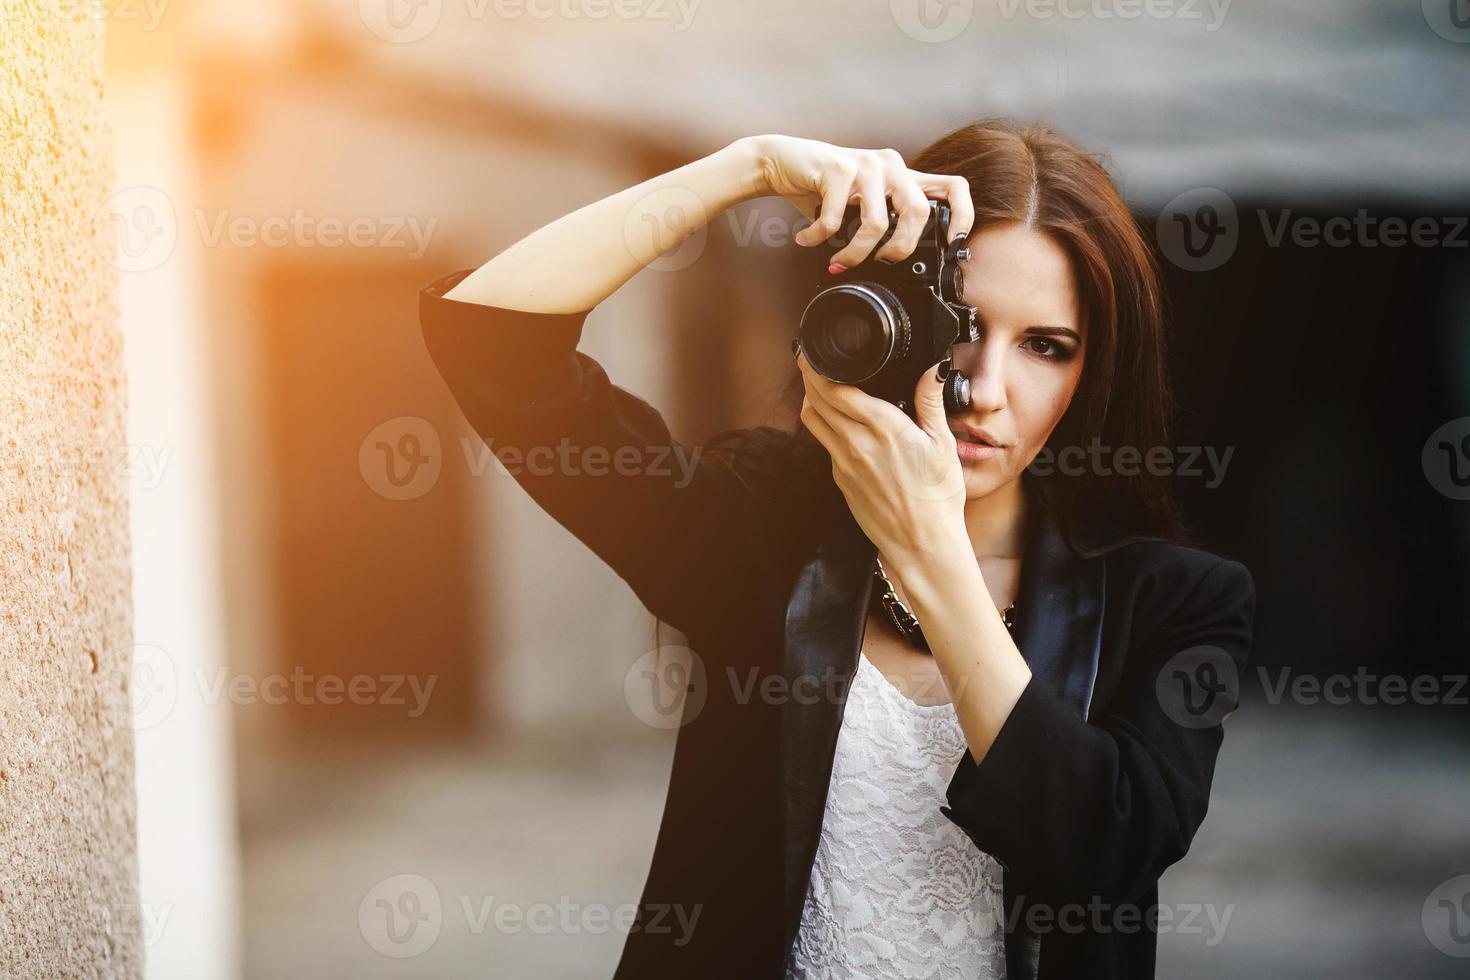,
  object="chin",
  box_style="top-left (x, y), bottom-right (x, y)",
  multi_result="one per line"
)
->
top-left (960, 465), bottom-right (1011, 501)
